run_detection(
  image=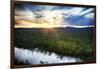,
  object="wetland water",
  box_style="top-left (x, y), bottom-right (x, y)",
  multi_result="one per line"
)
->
top-left (15, 47), bottom-right (82, 65)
